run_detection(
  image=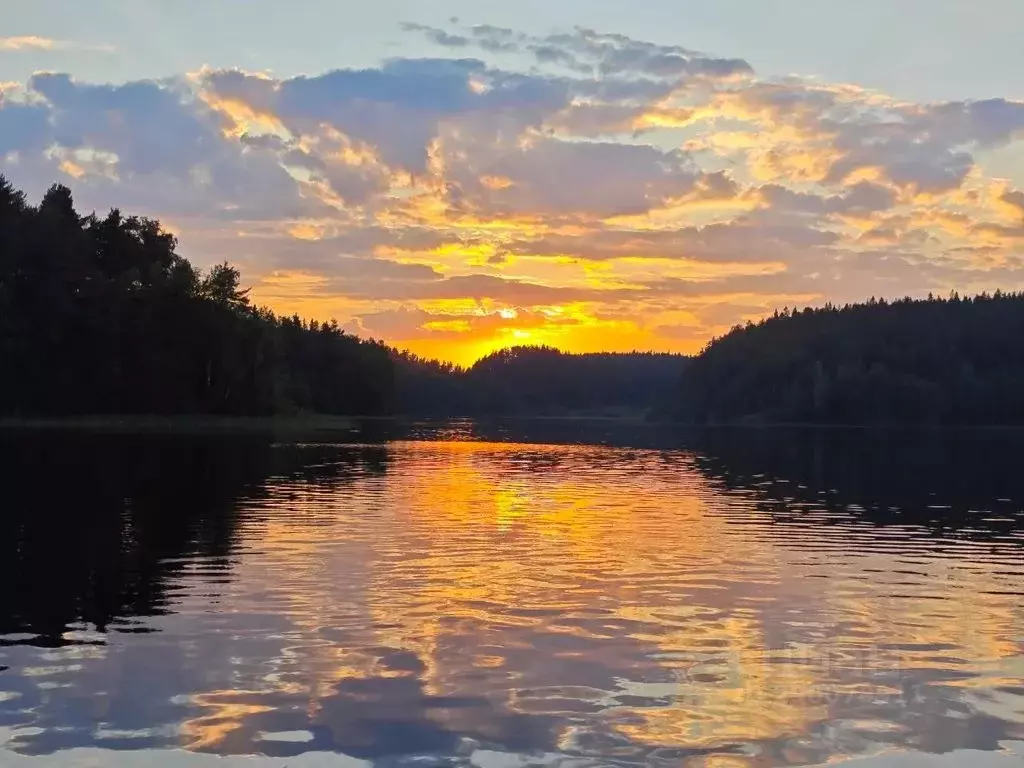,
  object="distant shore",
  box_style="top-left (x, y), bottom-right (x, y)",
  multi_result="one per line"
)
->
top-left (0, 414), bottom-right (367, 435)
top-left (4, 413), bottom-right (1024, 436)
